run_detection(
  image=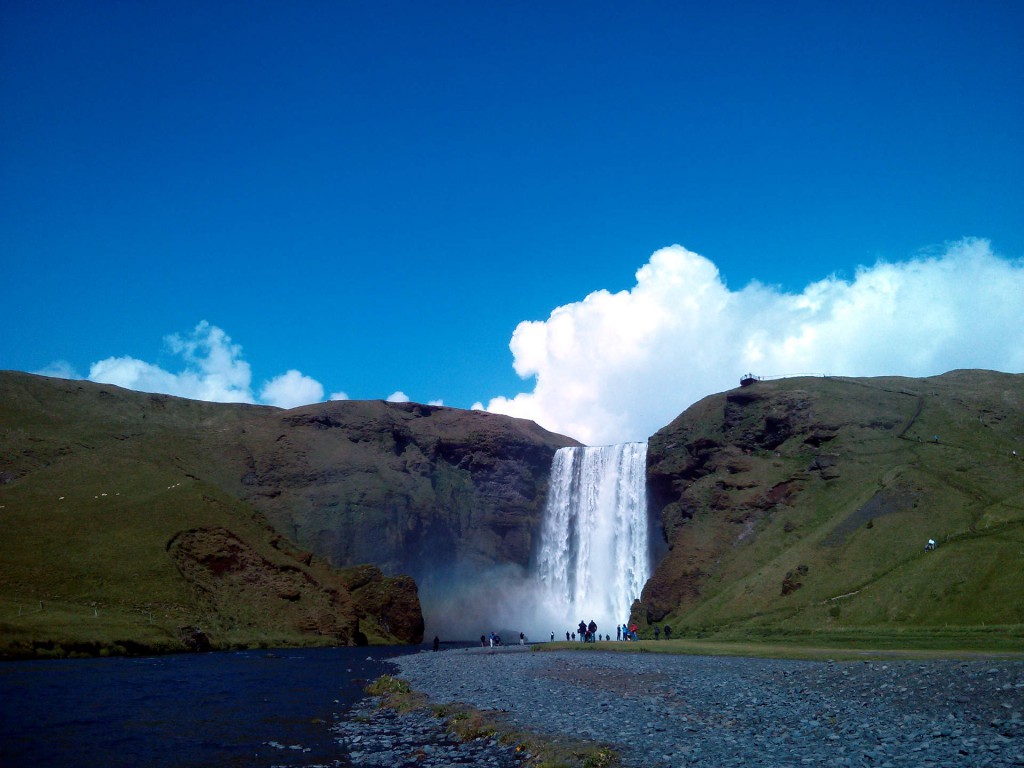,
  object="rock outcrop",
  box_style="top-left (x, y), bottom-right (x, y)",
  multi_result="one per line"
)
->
top-left (221, 400), bottom-right (579, 579)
